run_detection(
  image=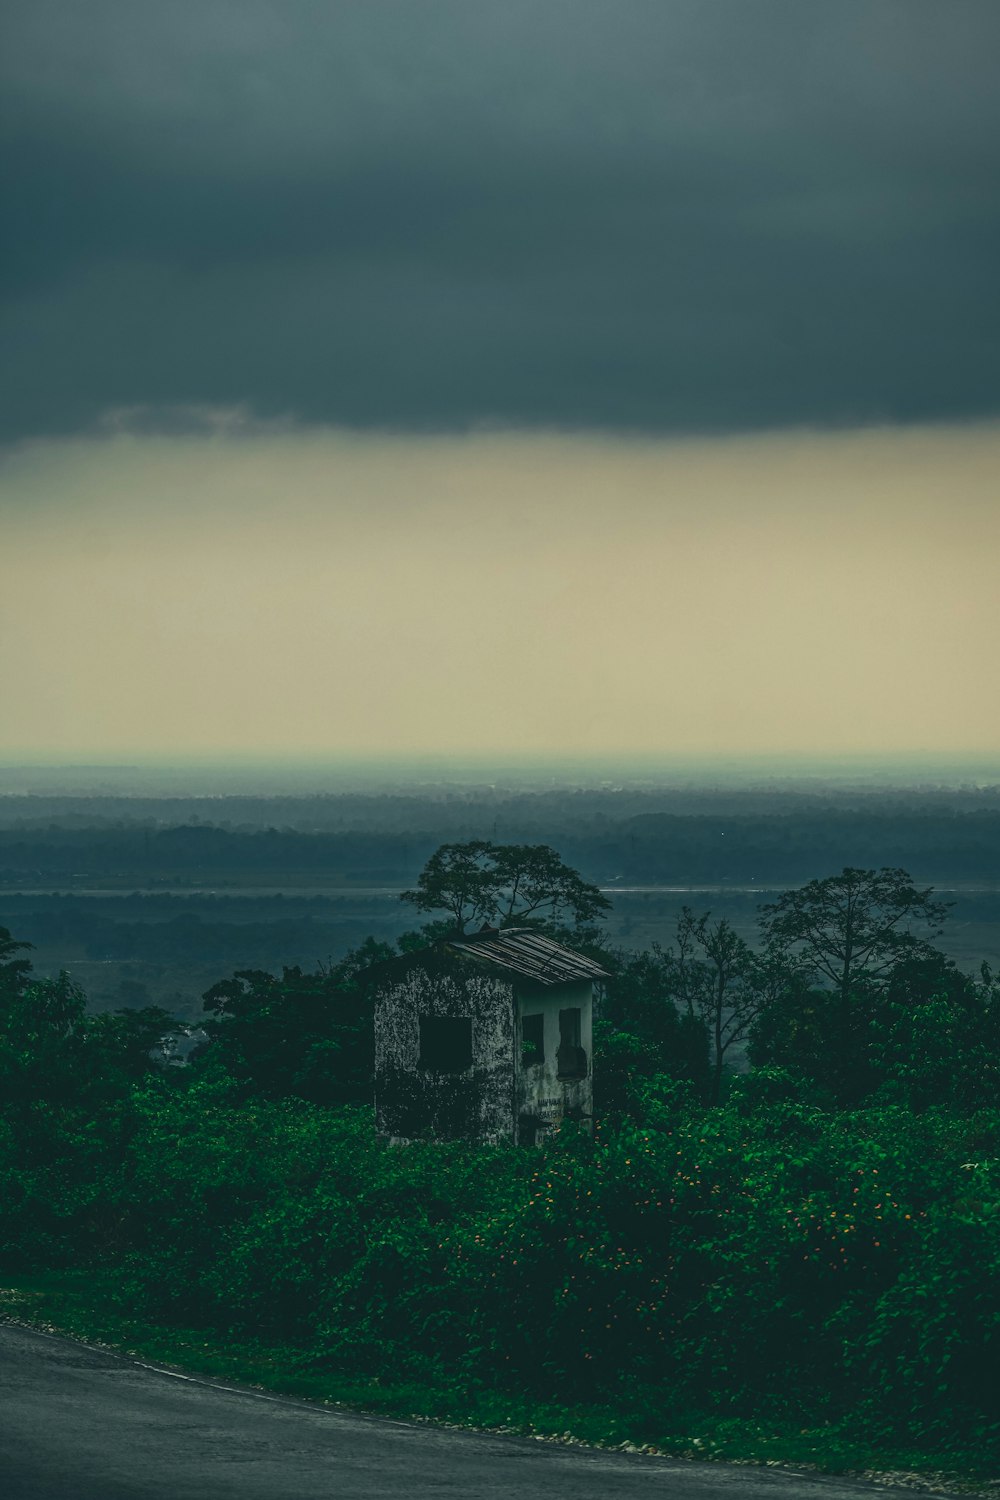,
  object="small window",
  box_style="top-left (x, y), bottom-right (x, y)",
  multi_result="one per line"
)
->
top-left (521, 1013), bottom-right (544, 1068)
top-left (557, 1007), bottom-right (587, 1080)
top-left (418, 1015), bottom-right (473, 1073)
